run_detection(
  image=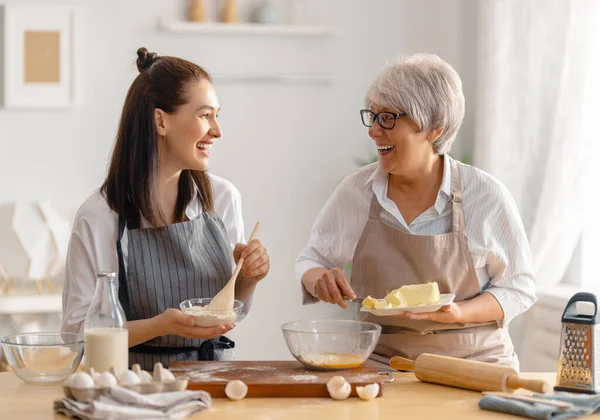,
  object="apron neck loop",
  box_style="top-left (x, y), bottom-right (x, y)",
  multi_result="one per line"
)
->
top-left (116, 215), bottom-right (132, 319)
top-left (450, 157), bottom-right (466, 232)
top-left (368, 194), bottom-right (382, 221)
